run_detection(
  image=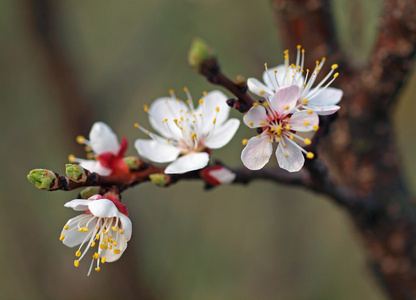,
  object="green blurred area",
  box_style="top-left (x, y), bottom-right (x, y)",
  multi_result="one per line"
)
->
top-left (1, 0), bottom-right (415, 299)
